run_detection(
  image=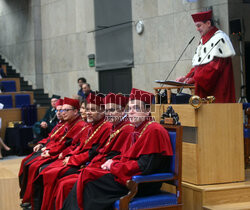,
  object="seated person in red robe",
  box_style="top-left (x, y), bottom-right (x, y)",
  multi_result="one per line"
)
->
top-left (19, 97), bottom-right (86, 208)
top-left (176, 10), bottom-right (236, 103)
top-left (31, 94), bottom-right (112, 210)
top-left (46, 93), bottom-right (135, 210)
top-left (18, 99), bottom-right (65, 205)
top-left (62, 88), bottom-right (173, 210)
